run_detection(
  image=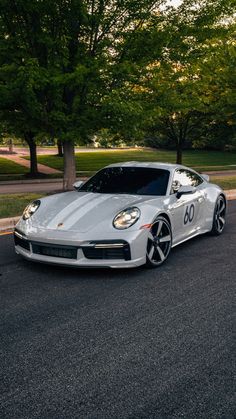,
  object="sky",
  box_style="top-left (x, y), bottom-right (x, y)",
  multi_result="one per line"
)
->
top-left (160, 0), bottom-right (183, 12)
top-left (169, 0), bottom-right (183, 7)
